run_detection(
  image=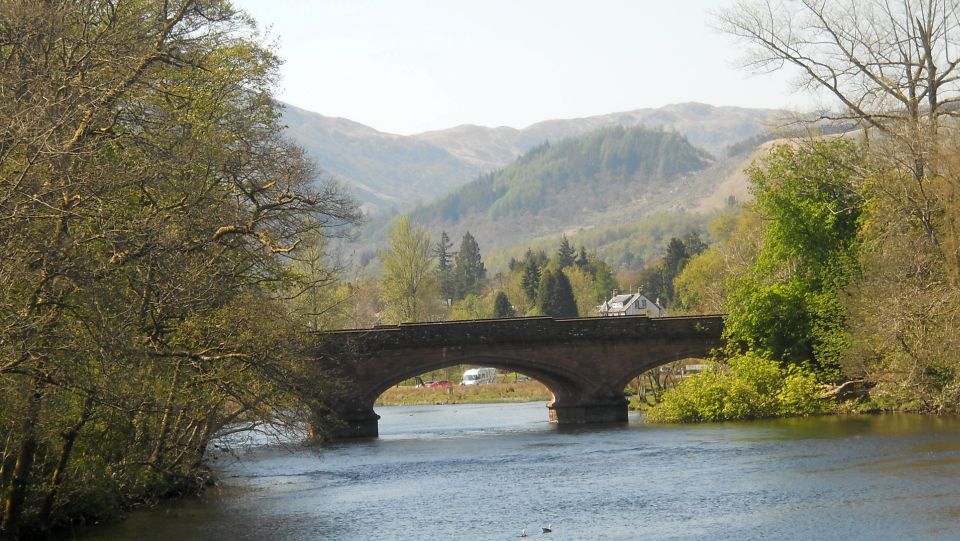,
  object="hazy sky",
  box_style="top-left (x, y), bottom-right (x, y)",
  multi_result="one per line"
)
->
top-left (233, 0), bottom-right (815, 135)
